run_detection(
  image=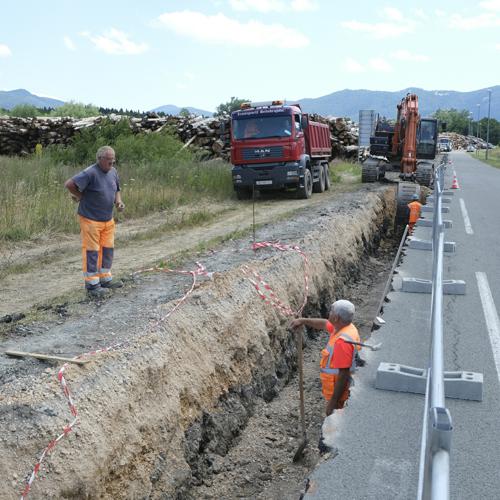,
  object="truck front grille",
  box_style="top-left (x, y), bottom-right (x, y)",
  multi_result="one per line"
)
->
top-left (242, 145), bottom-right (284, 160)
